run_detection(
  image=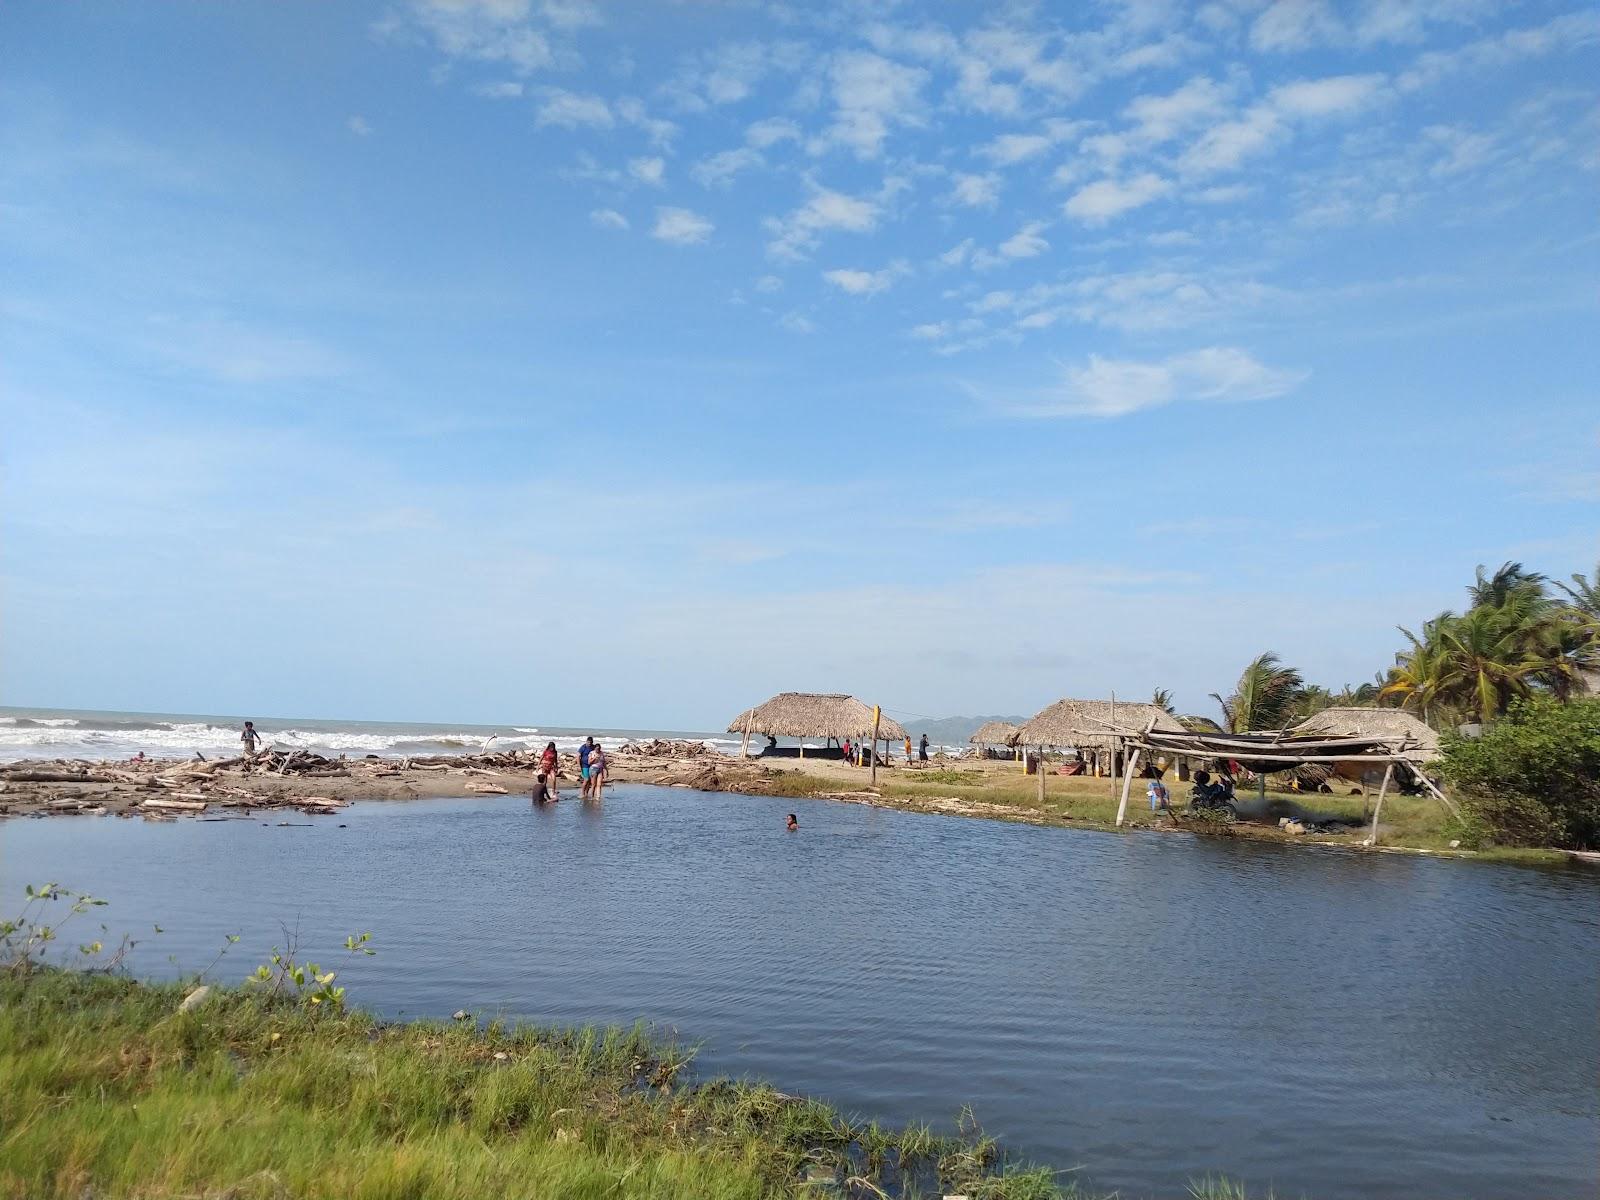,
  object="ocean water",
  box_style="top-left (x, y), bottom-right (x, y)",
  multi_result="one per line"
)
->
top-left (0, 705), bottom-right (739, 764)
top-left (4, 787), bottom-right (1596, 1200)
